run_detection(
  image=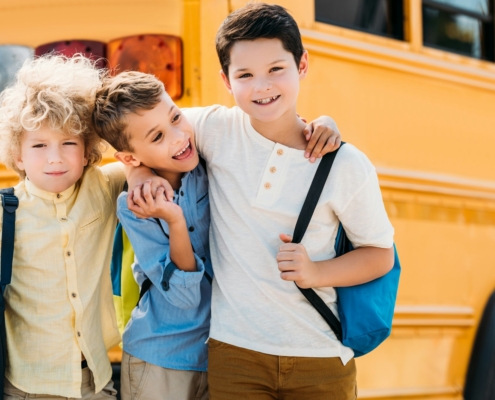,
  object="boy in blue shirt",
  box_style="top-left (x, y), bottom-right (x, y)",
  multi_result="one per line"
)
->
top-left (93, 72), bottom-right (211, 400)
